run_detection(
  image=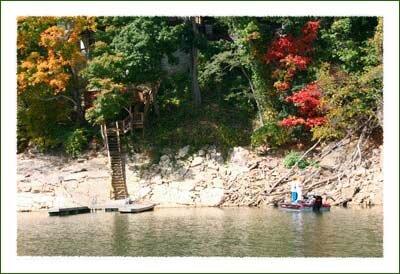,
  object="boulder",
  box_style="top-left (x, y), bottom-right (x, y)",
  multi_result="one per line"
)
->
top-left (341, 186), bottom-right (356, 200)
top-left (178, 181), bottom-right (196, 191)
top-left (207, 162), bottom-right (219, 171)
top-left (176, 191), bottom-right (194, 205)
top-left (151, 185), bottom-right (169, 203)
top-left (212, 177), bottom-right (224, 188)
top-left (177, 146), bottom-right (190, 159)
top-left (152, 175), bottom-right (163, 185)
top-left (198, 188), bottom-right (224, 206)
top-left (19, 184), bottom-right (32, 192)
top-left (137, 187), bottom-right (152, 199)
top-left (30, 182), bottom-right (43, 193)
top-left (353, 168), bottom-right (367, 177)
top-left (213, 153), bottom-right (224, 165)
top-left (177, 167), bottom-right (189, 179)
top-left (229, 147), bottom-right (250, 167)
top-left (191, 157), bottom-right (204, 167)
top-left (319, 150), bottom-right (341, 169)
top-left (160, 155), bottom-right (170, 162)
